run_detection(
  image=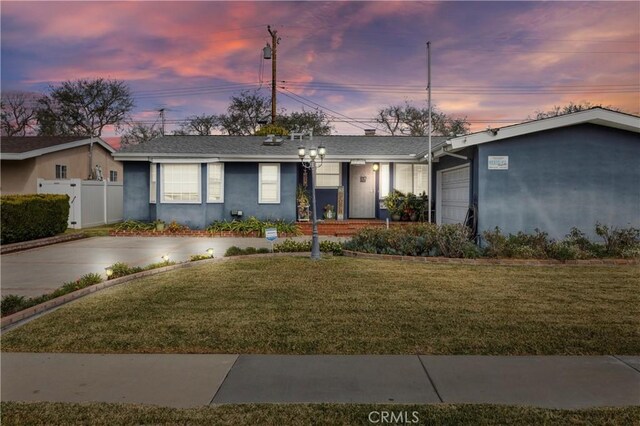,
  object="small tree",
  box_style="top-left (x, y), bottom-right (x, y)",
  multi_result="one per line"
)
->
top-left (37, 78), bottom-right (134, 137)
top-left (277, 110), bottom-right (332, 135)
top-left (376, 102), bottom-right (469, 137)
top-left (218, 90), bottom-right (270, 135)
